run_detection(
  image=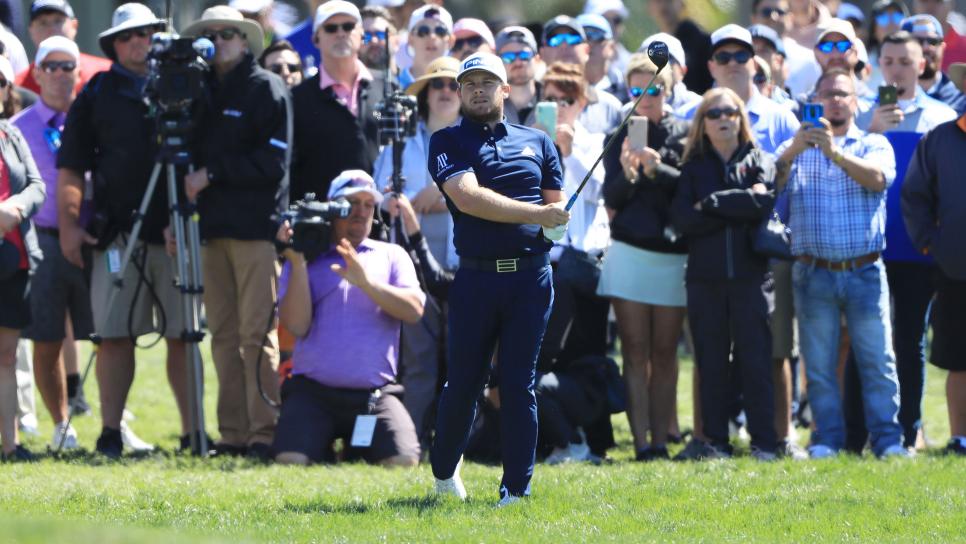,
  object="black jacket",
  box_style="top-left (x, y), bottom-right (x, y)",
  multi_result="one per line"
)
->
top-left (196, 55), bottom-right (290, 241)
top-left (671, 143), bottom-right (776, 282)
top-left (602, 114), bottom-right (689, 254)
top-left (902, 120), bottom-right (966, 280)
top-left (290, 68), bottom-right (389, 201)
top-left (58, 65), bottom-right (168, 244)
